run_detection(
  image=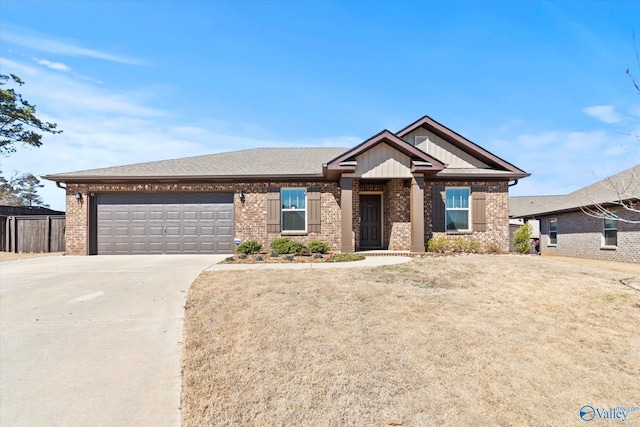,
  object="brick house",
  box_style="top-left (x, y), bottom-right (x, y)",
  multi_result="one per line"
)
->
top-left (510, 165), bottom-right (640, 263)
top-left (43, 116), bottom-right (529, 255)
